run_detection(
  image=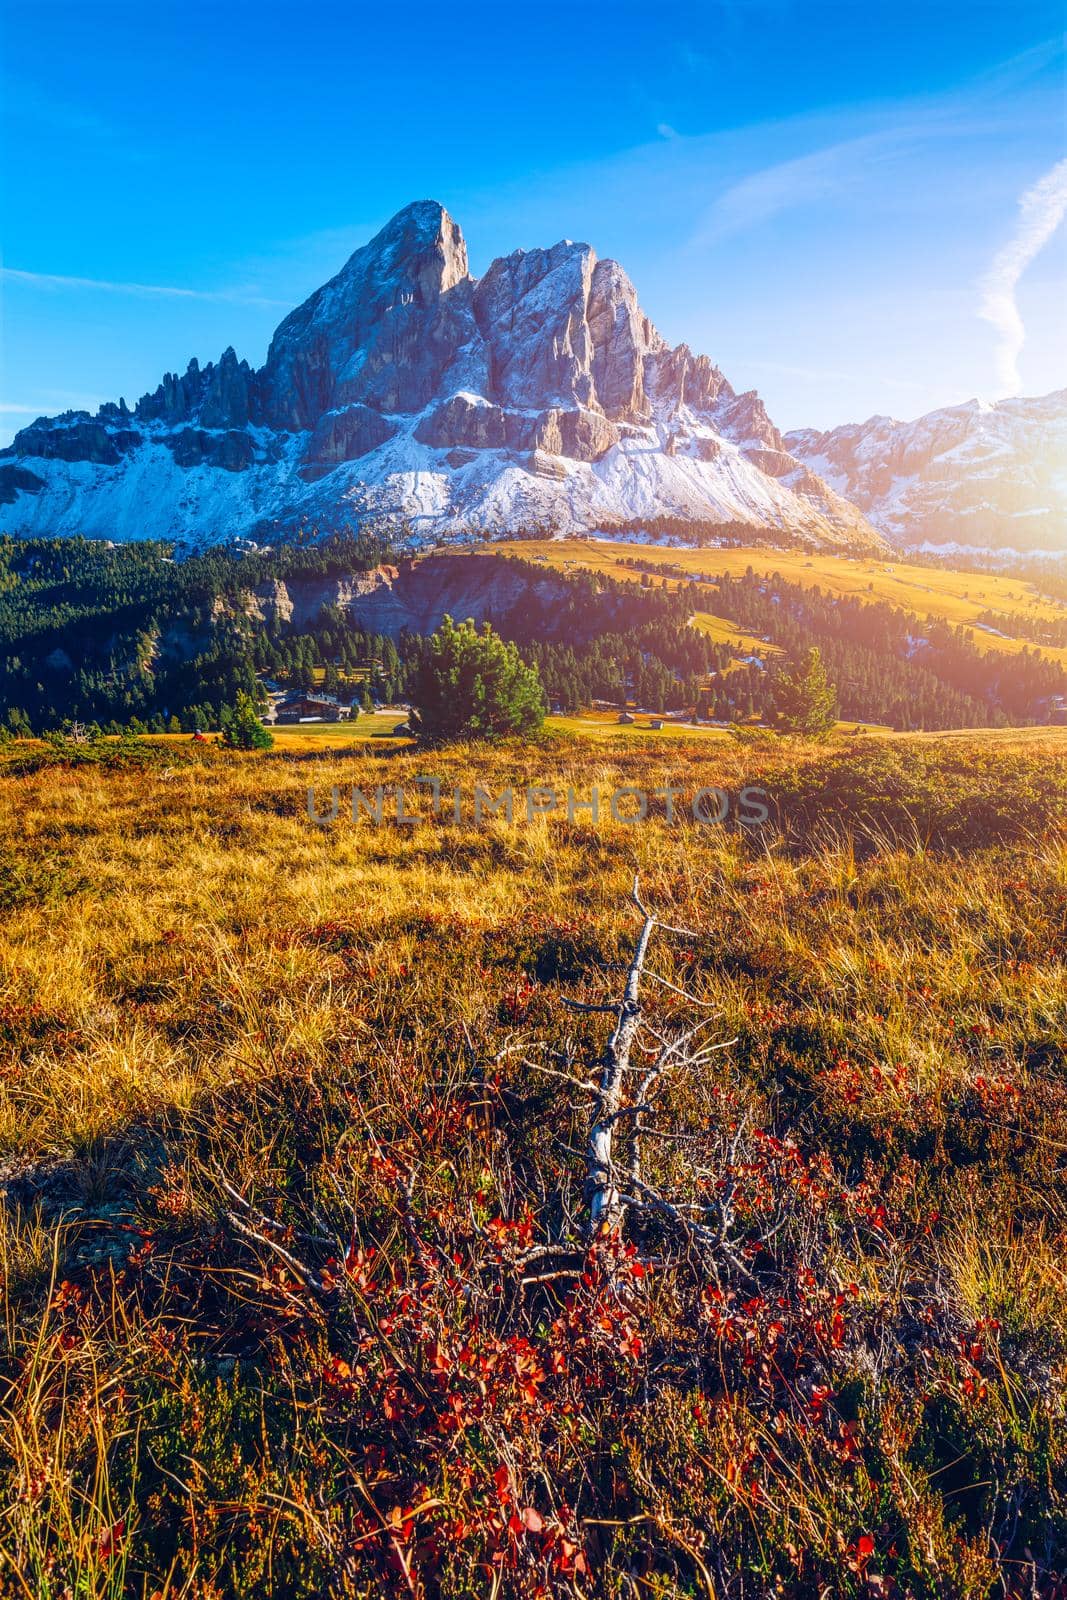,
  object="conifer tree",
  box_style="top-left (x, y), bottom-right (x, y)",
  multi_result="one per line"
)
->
top-left (770, 646), bottom-right (838, 738)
